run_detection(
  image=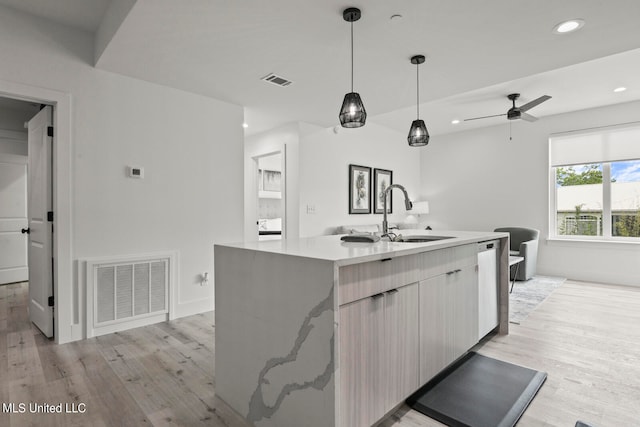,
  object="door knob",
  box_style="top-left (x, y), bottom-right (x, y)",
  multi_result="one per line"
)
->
top-left (21, 228), bottom-right (30, 234)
